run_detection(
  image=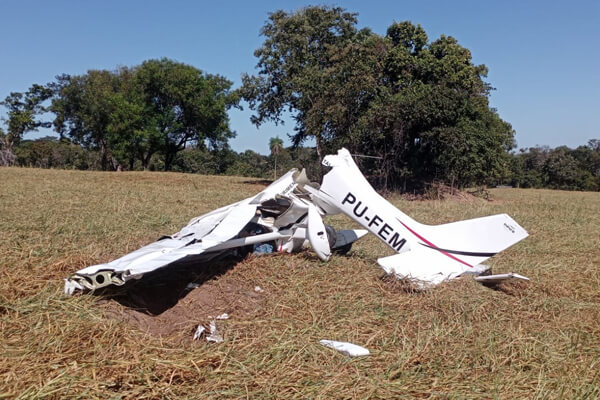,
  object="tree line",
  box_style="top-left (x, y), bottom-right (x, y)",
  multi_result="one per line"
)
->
top-left (9, 135), bottom-right (600, 191)
top-left (506, 141), bottom-right (600, 191)
top-left (1, 58), bottom-right (238, 171)
top-left (8, 134), bottom-right (322, 179)
top-left (1, 6), bottom-right (599, 192)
